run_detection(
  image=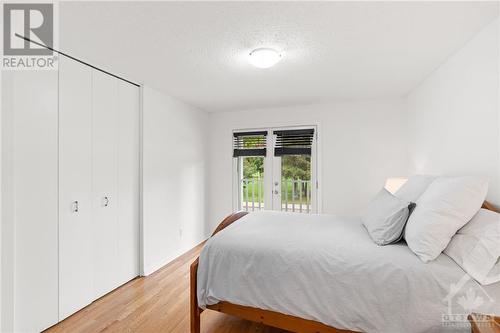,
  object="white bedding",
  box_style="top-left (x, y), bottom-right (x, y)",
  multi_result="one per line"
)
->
top-left (197, 211), bottom-right (500, 333)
